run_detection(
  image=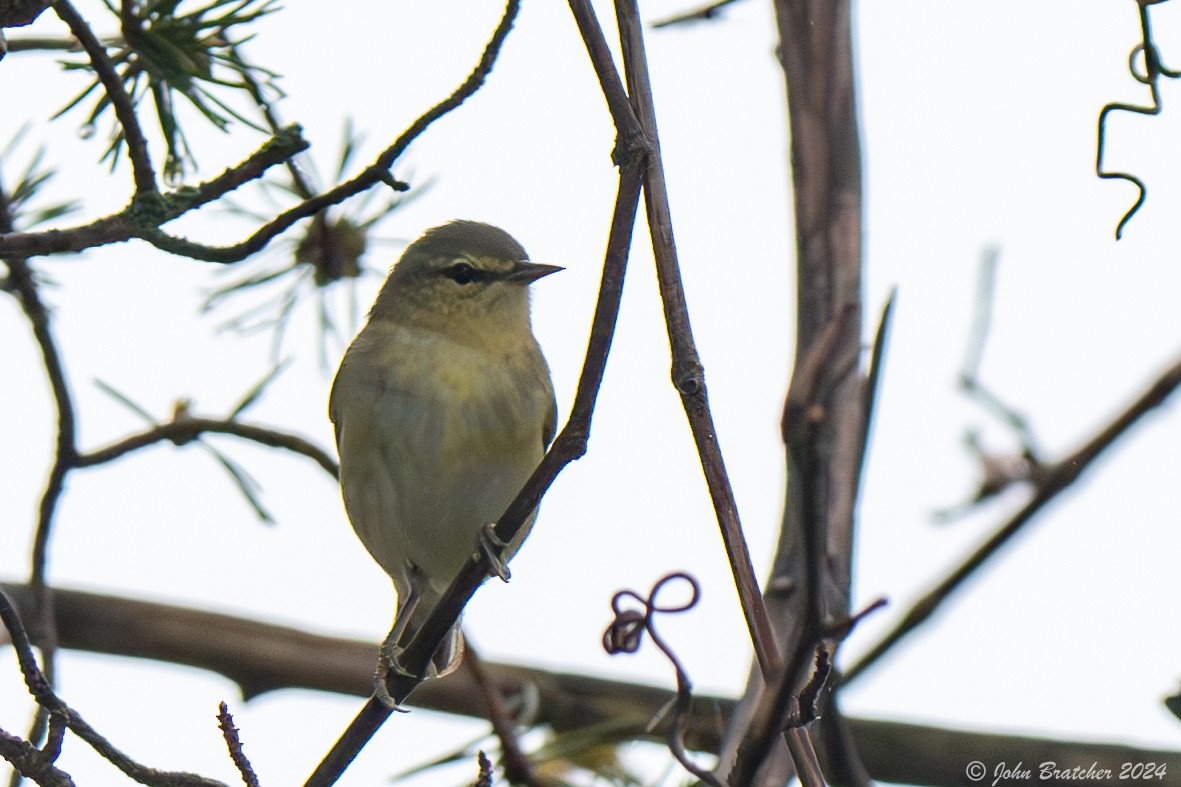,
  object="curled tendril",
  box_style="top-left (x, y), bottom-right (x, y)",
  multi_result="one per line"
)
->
top-left (602, 572), bottom-right (721, 787)
top-left (1096, 1), bottom-right (1181, 239)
